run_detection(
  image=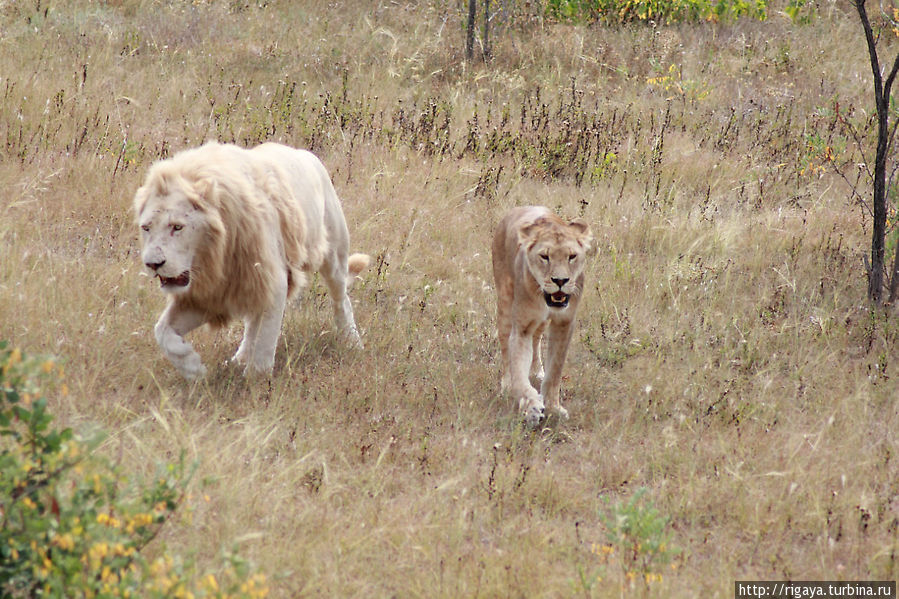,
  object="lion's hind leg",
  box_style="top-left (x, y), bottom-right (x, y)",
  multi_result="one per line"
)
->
top-left (320, 252), bottom-right (364, 348)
